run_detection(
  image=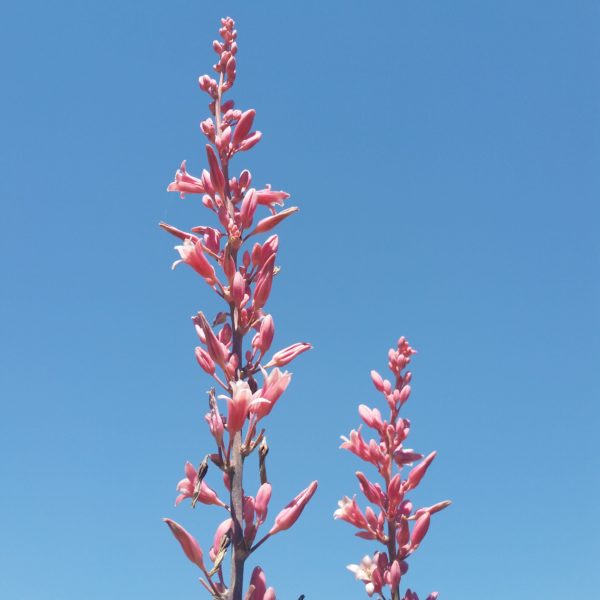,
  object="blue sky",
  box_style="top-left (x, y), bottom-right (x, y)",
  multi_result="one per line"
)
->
top-left (1, 1), bottom-right (598, 598)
